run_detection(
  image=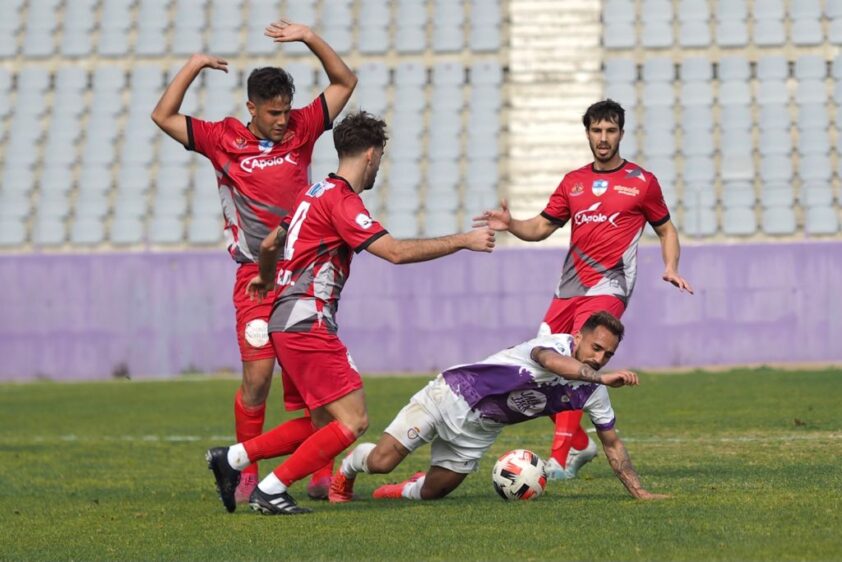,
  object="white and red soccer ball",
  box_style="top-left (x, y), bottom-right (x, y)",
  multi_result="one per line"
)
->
top-left (491, 449), bottom-right (548, 501)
